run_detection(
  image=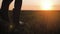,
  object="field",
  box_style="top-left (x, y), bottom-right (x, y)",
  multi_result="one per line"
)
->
top-left (8, 10), bottom-right (60, 34)
top-left (0, 10), bottom-right (60, 34)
